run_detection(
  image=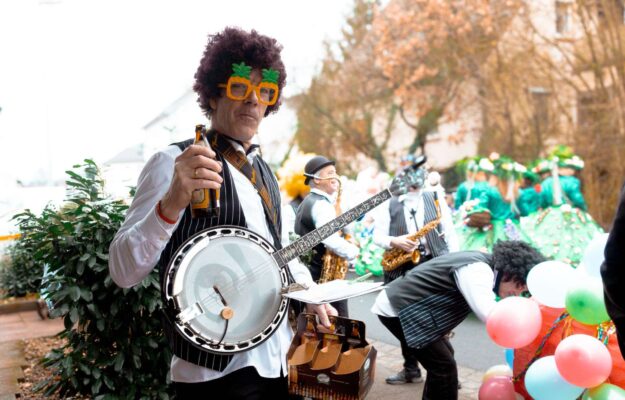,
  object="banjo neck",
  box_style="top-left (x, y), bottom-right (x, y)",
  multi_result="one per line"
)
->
top-left (273, 189), bottom-right (392, 266)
